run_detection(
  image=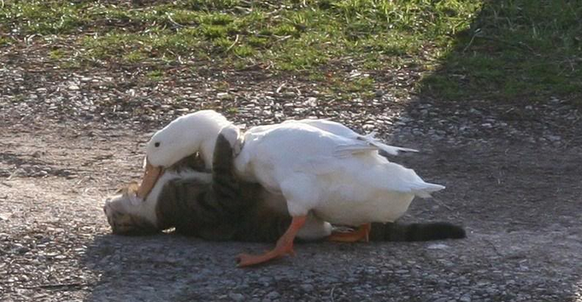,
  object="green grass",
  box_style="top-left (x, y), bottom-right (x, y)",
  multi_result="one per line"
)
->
top-left (419, 0), bottom-right (582, 103)
top-left (1, 0), bottom-right (580, 103)
top-left (146, 70), bottom-right (164, 81)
